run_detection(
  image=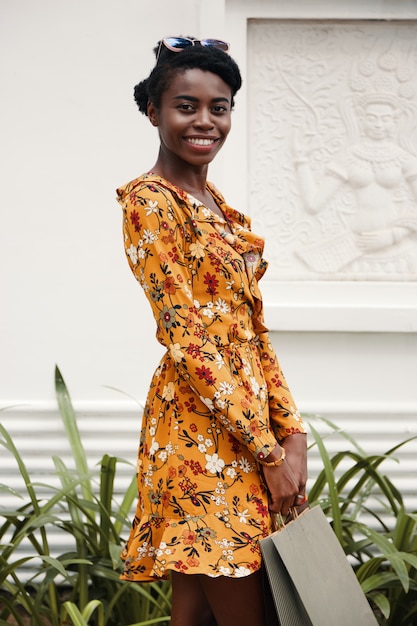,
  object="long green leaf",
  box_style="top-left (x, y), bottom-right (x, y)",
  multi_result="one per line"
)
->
top-left (356, 557), bottom-right (386, 582)
top-left (308, 423), bottom-right (343, 540)
top-left (360, 571), bottom-right (402, 594)
top-left (99, 454), bottom-right (117, 554)
top-left (113, 472), bottom-right (138, 536)
top-left (0, 424), bottom-right (43, 517)
top-left (61, 602), bottom-right (88, 626)
top-left (337, 453), bottom-right (401, 514)
top-left (305, 414), bottom-right (367, 455)
top-left (356, 524), bottom-right (411, 592)
top-left (55, 365), bottom-right (91, 504)
top-left (53, 454), bottom-right (90, 610)
top-left (392, 509), bottom-right (417, 554)
top-left (366, 590), bottom-right (391, 619)
top-left (81, 600), bottom-right (104, 625)
top-left (307, 450), bottom-right (346, 500)
top-left (61, 600), bottom-right (105, 626)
